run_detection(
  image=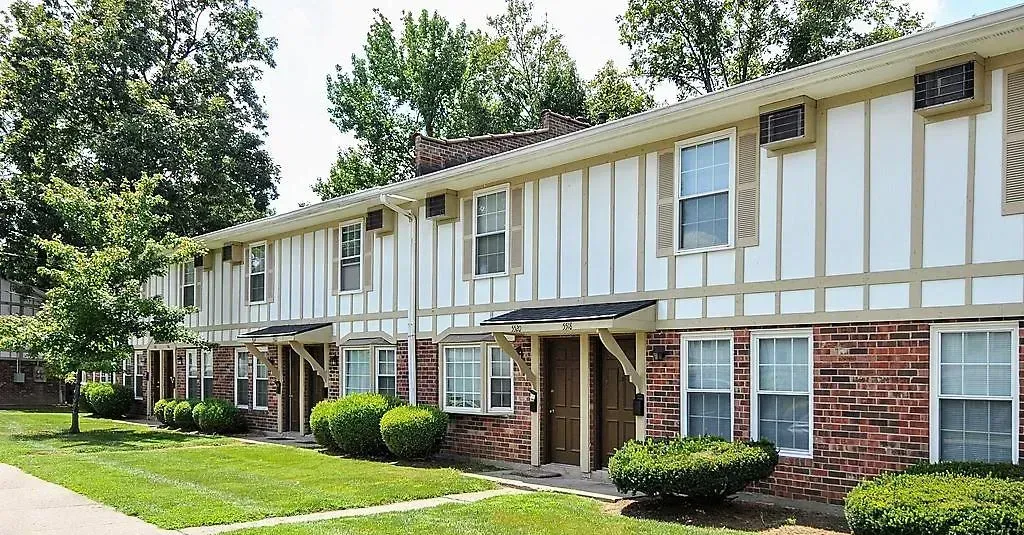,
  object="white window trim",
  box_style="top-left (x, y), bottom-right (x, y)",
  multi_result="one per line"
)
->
top-left (338, 220), bottom-right (363, 294)
top-left (252, 355), bottom-right (269, 411)
top-left (248, 241), bottom-right (268, 305)
top-left (185, 348), bottom-right (199, 399)
top-left (181, 263), bottom-right (196, 308)
top-left (681, 331), bottom-right (735, 440)
top-left (928, 321), bottom-right (1020, 463)
top-left (133, 352), bottom-right (144, 400)
top-left (201, 349), bottom-right (214, 401)
top-left (750, 328), bottom-right (814, 459)
top-left (472, 183), bottom-right (511, 279)
top-left (439, 342), bottom-right (514, 415)
top-left (376, 347), bottom-right (398, 396)
top-left (674, 127), bottom-right (737, 255)
top-left (234, 348), bottom-right (249, 409)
